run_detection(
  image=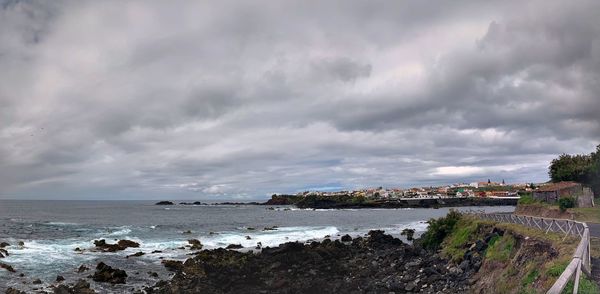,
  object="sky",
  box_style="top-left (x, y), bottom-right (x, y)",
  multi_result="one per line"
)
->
top-left (1, 0), bottom-right (599, 200)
